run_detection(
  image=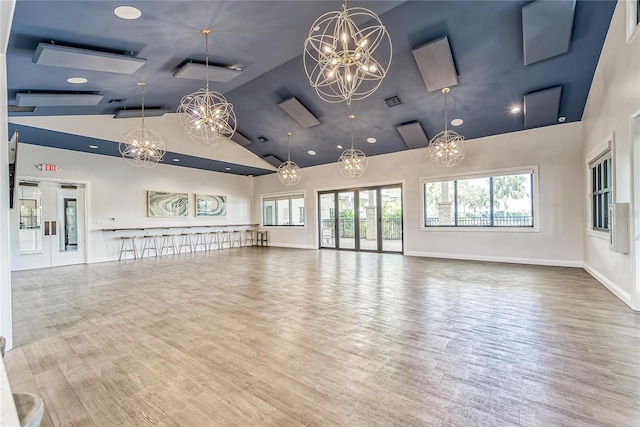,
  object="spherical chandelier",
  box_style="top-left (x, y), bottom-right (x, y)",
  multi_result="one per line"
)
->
top-left (429, 88), bottom-right (465, 167)
top-left (278, 133), bottom-right (302, 186)
top-left (119, 82), bottom-right (166, 168)
top-left (177, 29), bottom-right (236, 146)
top-left (303, 0), bottom-right (392, 105)
top-left (338, 114), bottom-right (367, 178)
